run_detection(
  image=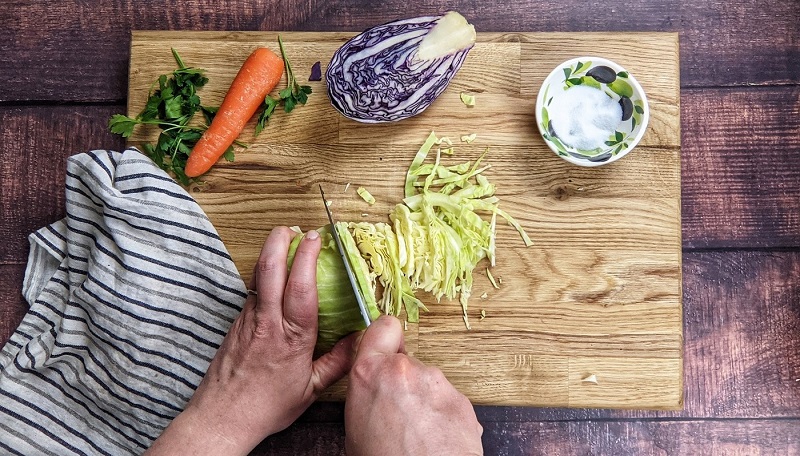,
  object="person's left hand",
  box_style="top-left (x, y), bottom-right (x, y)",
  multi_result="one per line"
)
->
top-left (146, 226), bottom-right (357, 455)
